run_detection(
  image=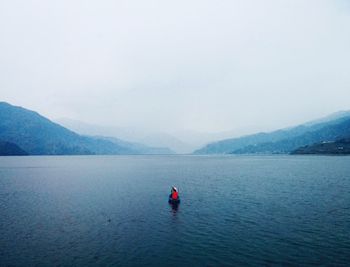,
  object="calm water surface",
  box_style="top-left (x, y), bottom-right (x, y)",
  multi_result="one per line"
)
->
top-left (0, 155), bottom-right (349, 266)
